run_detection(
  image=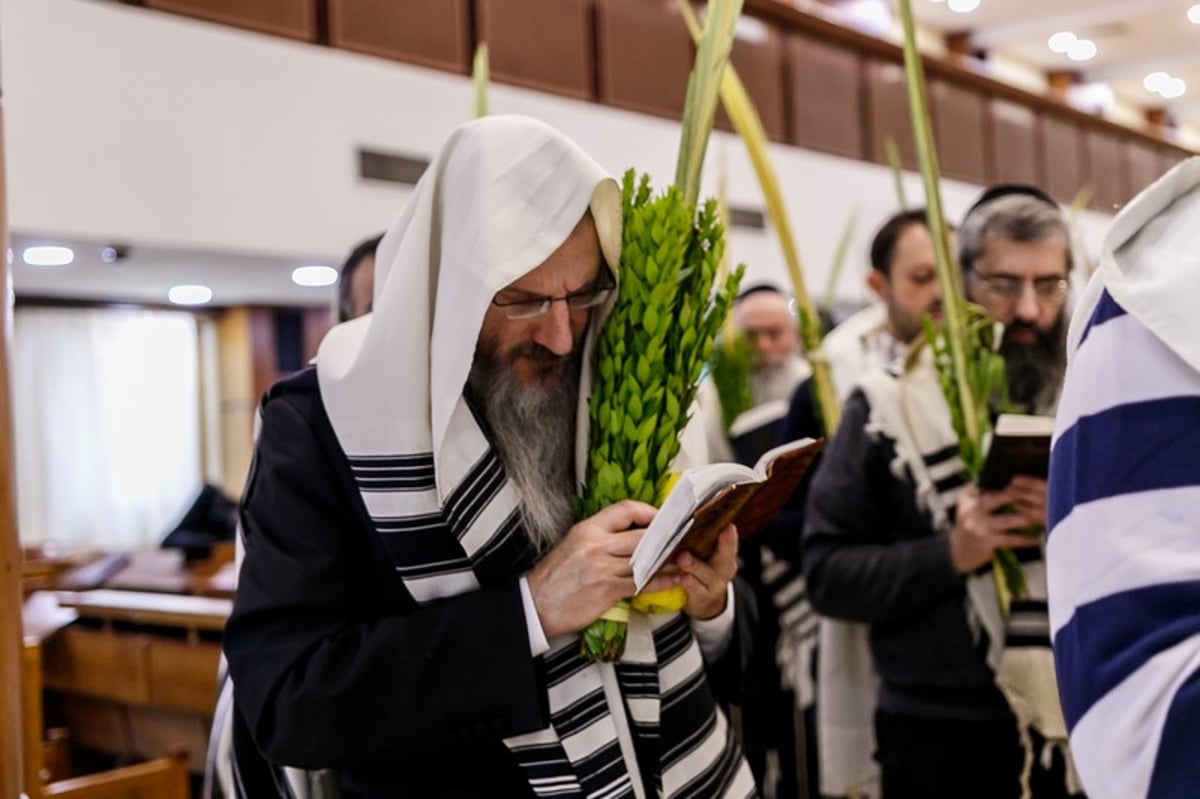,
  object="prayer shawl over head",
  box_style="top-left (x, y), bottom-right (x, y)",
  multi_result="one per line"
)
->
top-left (315, 115), bottom-right (753, 799)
